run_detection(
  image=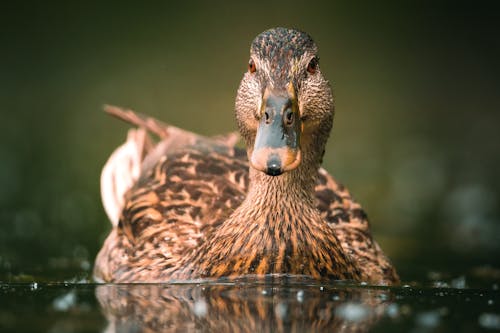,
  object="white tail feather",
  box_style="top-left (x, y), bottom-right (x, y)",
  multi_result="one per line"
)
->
top-left (100, 128), bottom-right (148, 226)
